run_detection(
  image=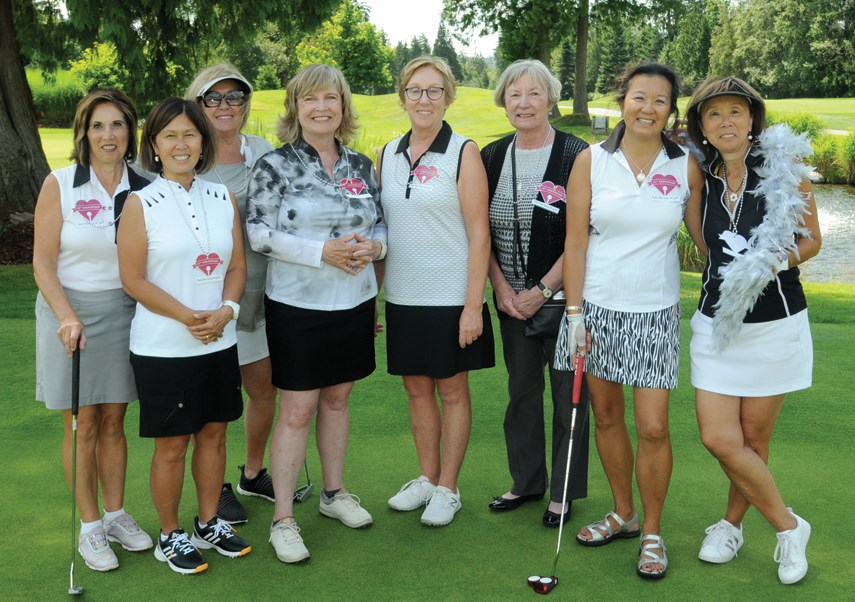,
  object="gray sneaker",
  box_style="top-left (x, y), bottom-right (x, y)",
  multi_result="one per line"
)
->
top-left (270, 518), bottom-right (310, 563)
top-left (78, 526), bottom-right (119, 572)
top-left (319, 491), bottom-right (373, 528)
top-left (103, 512), bottom-right (153, 552)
